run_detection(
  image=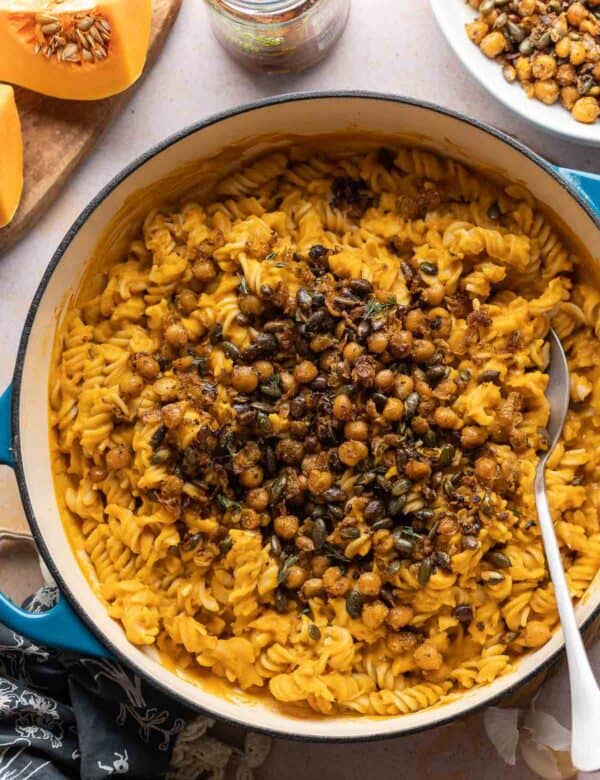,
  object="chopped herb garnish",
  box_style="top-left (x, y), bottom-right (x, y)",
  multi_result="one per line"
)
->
top-left (363, 295), bottom-right (397, 319)
top-left (217, 494), bottom-right (242, 512)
